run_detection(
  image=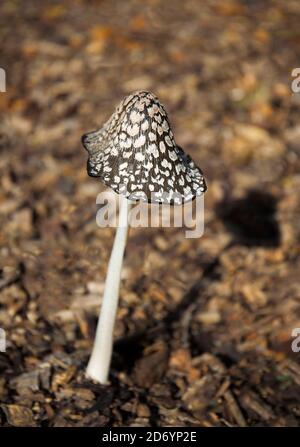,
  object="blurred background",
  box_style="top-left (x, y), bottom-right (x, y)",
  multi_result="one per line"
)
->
top-left (0, 0), bottom-right (300, 427)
